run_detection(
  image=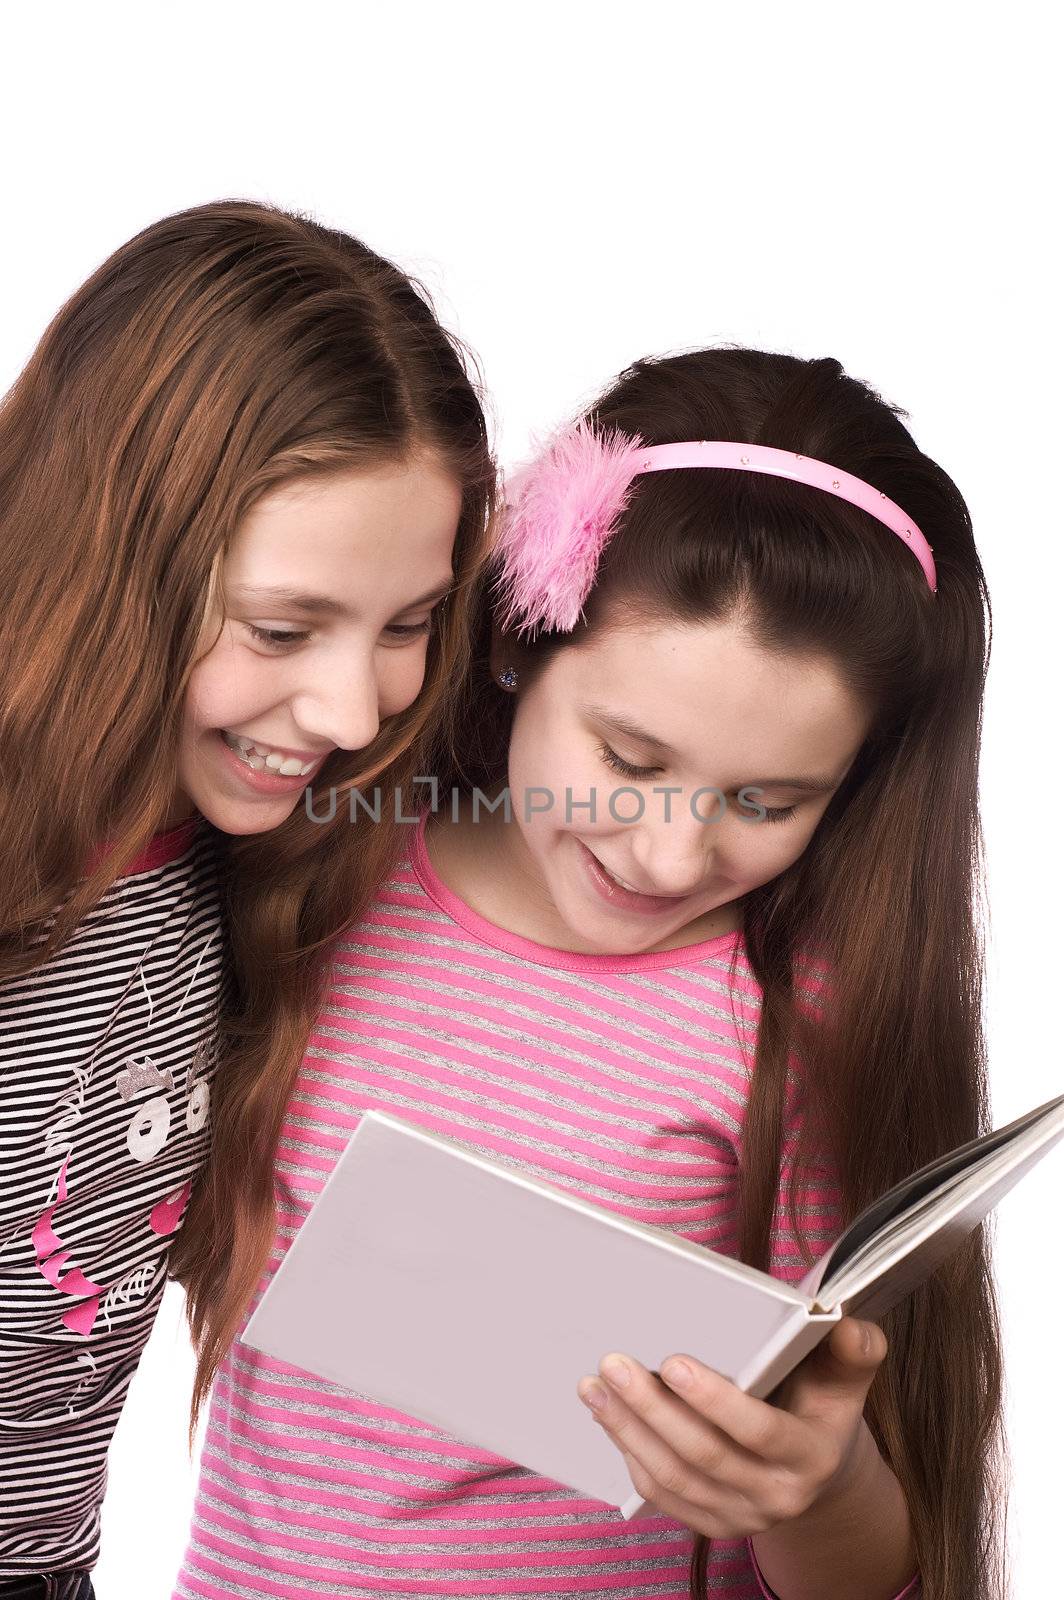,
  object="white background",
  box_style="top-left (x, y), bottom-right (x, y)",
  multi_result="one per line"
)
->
top-left (2, 3), bottom-right (1060, 1595)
